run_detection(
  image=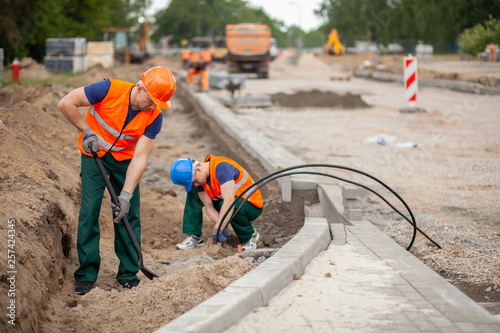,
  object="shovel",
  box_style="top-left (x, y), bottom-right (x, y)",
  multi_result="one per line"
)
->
top-left (91, 149), bottom-right (158, 280)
